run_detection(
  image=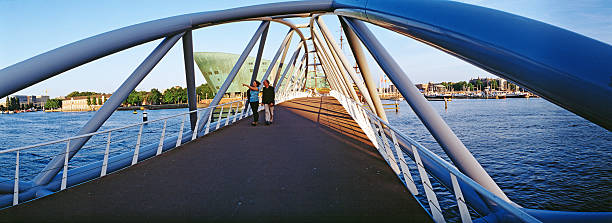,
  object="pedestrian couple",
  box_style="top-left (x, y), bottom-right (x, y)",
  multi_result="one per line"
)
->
top-left (242, 80), bottom-right (275, 126)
